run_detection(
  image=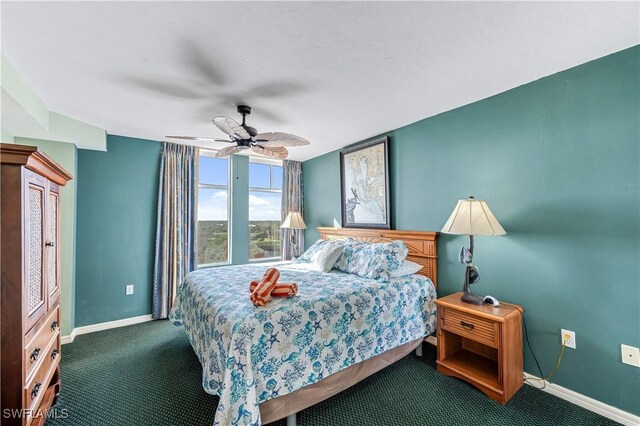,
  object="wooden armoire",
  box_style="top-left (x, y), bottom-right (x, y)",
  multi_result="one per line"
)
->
top-left (1, 144), bottom-right (73, 426)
